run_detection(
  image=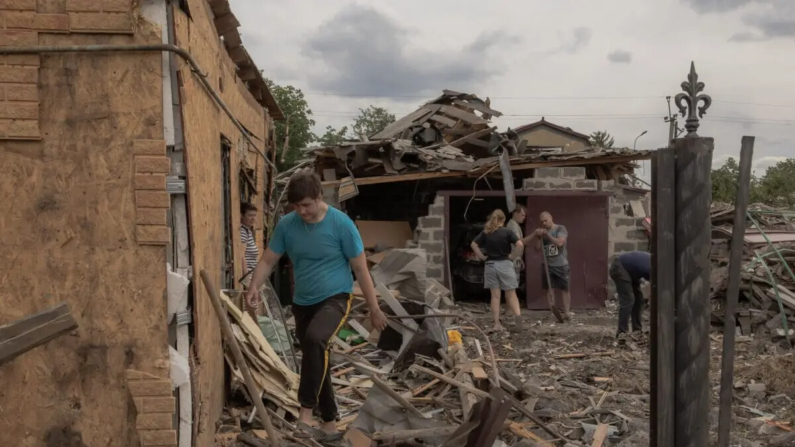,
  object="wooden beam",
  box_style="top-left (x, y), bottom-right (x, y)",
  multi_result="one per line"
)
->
top-left (717, 137), bottom-right (754, 447)
top-left (452, 99), bottom-right (503, 117)
top-left (222, 30), bottom-right (242, 49)
top-left (429, 114), bottom-right (458, 128)
top-left (238, 67), bottom-right (258, 82)
top-left (228, 45), bottom-right (248, 64)
top-left (214, 13), bottom-right (240, 37)
top-left (0, 303), bottom-right (78, 366)
top-left (438, 105), bottom-right (488, 125)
